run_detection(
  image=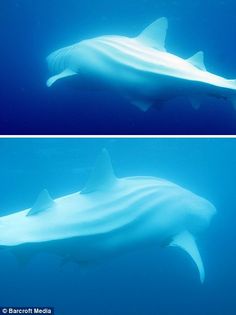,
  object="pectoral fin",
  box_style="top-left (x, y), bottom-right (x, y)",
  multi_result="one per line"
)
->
top-left (46, 69), bottom-right (77, 87)
top-left (190, 98), bottom-right (201, 110)
top-left (169, 231), bottom-right (205, 283)
top-left (131, 99), bottom-right (152, 112)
